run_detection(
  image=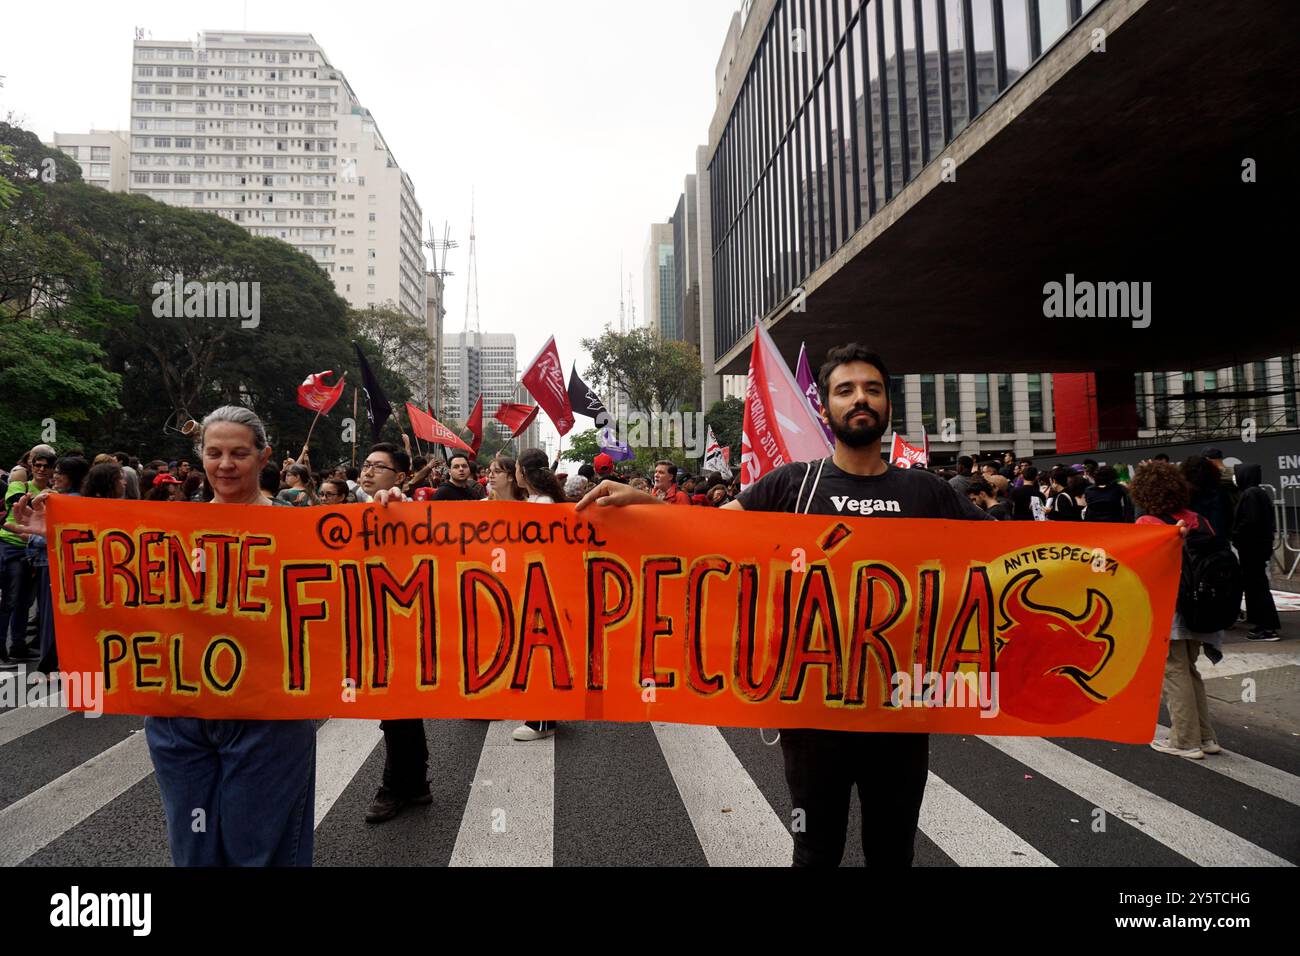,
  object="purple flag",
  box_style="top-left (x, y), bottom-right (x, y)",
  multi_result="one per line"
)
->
top-left (796, 343), bottom-right (835, 444)
top-left (599, 426), bottom-right (634, 462)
